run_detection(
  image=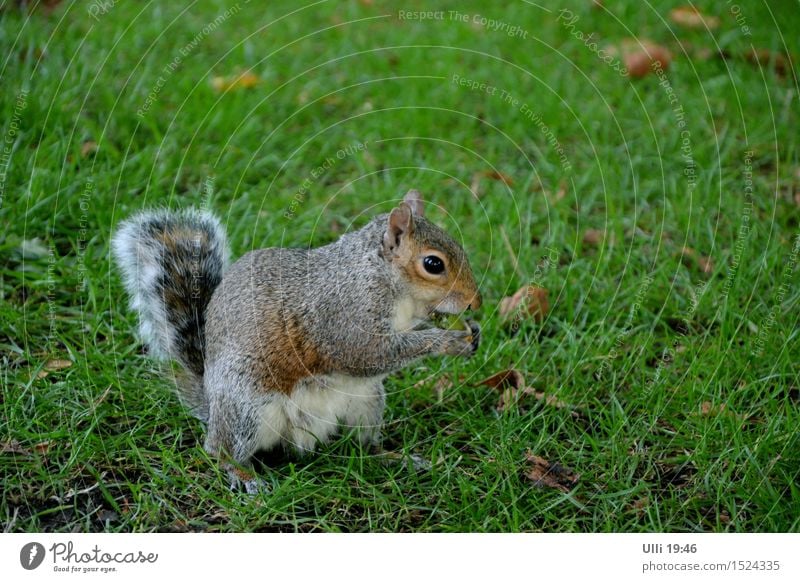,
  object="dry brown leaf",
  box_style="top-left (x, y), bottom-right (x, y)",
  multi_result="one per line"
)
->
top-left (80, 140), bottom-right (98, 158)
top-left (498, 285), bottom-right (550, 322)
top-left (745, 48), bottom-right (791, 77)
top-left (478, 369), bottom-right (525, 412)
top-left (631, 496), bottom-right (650, 518)
top-left (478, 370), bottom-right (579, 415)
top-left (619, 39), bottom-right (672, 78)
top-left (669, 6), bottom-right (720, 29)
top-left (482, 170), bottom-right (514, 186)
top-left (478, 369), bottom-right (525, 391)
top-left (211, 71), bottom-right (260, 92)
top-left (44, 359), bottom-right (72, 371)
top-left (34, 441), bottom-right (51, 454)
top-left (524, 452), bottom-right (580, 493)
top-left (582, 229), bottom-right (604, 246)
top-left (1, 440), bottom-right (30, 455)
